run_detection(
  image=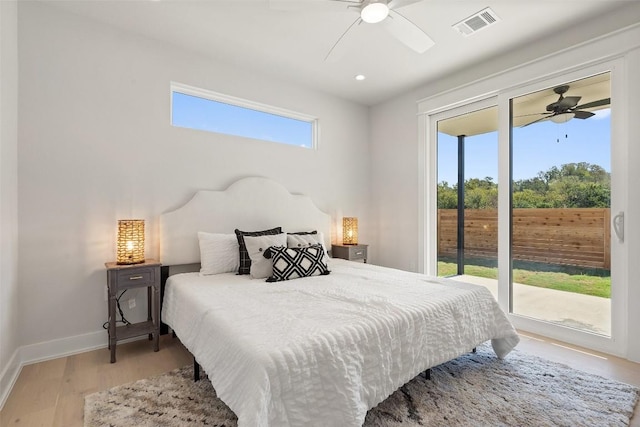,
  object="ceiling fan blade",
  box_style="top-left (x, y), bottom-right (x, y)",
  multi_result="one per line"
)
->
top-left (269, 0), bottom-right (359, 12)
top-left (388, 0), bottom-right (423, 9)
top-left (558, 96), bottom-right (581, 109)
top-left (574, 98), bottom-right (610, 110)
top-left (324, 17), bottom-right (361, 62)
top-left (514, 112), bottom-right (550, 118)
top-left (573, 110), bottom-right (595, 119)
top-left (547, 96), bottom-right (581, 112)
top-left (382, 10), bottom-right (434, 53)
top-left (522, 115), bottom-right (552, 127)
